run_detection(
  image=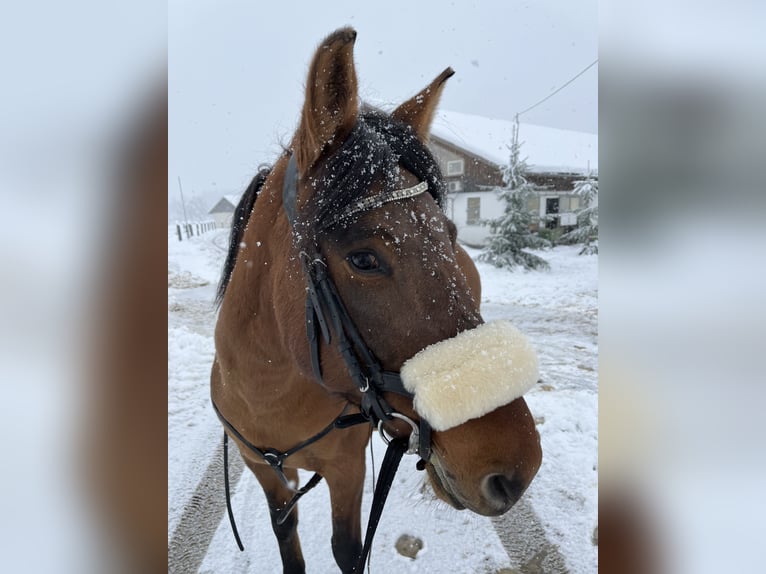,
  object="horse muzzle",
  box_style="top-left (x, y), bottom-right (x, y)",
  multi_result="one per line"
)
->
top-left (426, 449), bottom-right (531, 516)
